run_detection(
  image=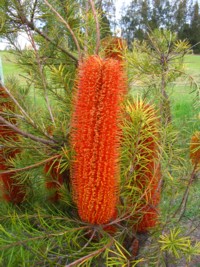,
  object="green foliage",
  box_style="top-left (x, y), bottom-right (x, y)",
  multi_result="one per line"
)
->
top-left (126, 29), bottom-right (192, 125)
top-left (127, 30), bottom-right (190, 84)
top-left (159, 228), bottom-right (200, 263)
top-left (0, 1), bottom-right (200, 266)
top-left (106, 240), bottom-right (144, 266)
